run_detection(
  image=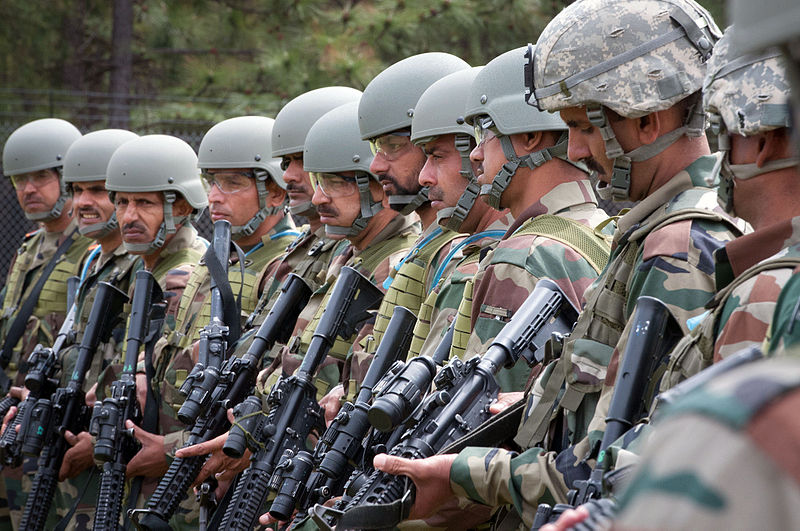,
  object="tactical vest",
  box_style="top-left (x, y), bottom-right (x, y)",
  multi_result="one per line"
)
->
top-left (661, 256), bottom-right (800, 392)
top-left (298, 230), bottom-right (417, 362)
top-left (451, 214), bottom-right (611, 363)
top-left (173, 234), bottom-right (295, 347)
top-left (369, 228), bottom-right (460, 352)
top-left (1, 229), bottom-right (93, 370)
top-left (515, 205), bottom-right (742, 450)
